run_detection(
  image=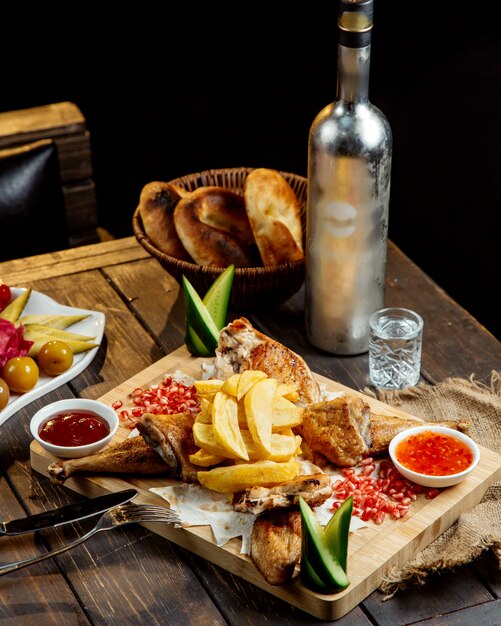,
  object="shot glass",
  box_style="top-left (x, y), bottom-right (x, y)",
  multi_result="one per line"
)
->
top-left (368, 307), bottom-right (424, 390)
